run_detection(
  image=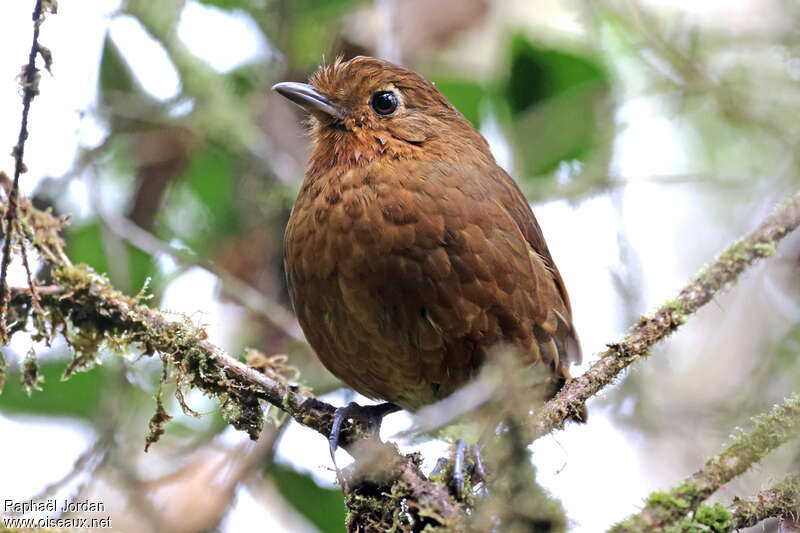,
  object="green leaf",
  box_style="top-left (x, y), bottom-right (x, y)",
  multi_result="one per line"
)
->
top-left (289, 0), bottom-right (367, 19)
top-left (269, 463), bottom-right (346, 533)
top-left (434, 78), bottom-right (486, 128)
top-left (504, 34), bottom-right (610, 177)
top-left (98, 33), bottom-right (138, 95)
top-left (506, 35), bottom-right (607, 114)
top-left (0, 357), bottom-right (108, 419)
top-left (127, 243), bottom-right (159, 297)
top-left (225, 64), bottom-right (264, 98)
top-left (65, 223), bottom-right (109, 278)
